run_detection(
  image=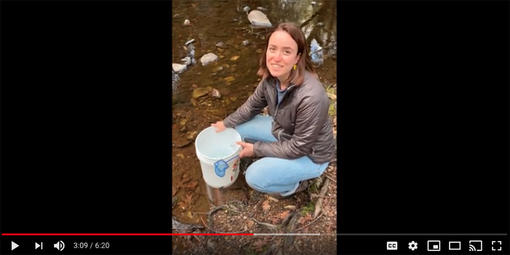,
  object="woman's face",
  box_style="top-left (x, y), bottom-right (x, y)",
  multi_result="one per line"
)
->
top-left (266, 30), bottom-right (300, 82)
